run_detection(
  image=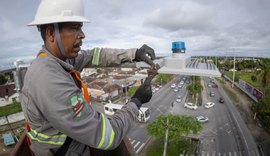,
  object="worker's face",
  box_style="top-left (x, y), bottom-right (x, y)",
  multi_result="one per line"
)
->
top-left (60, 22), bottom-right (85, 59)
